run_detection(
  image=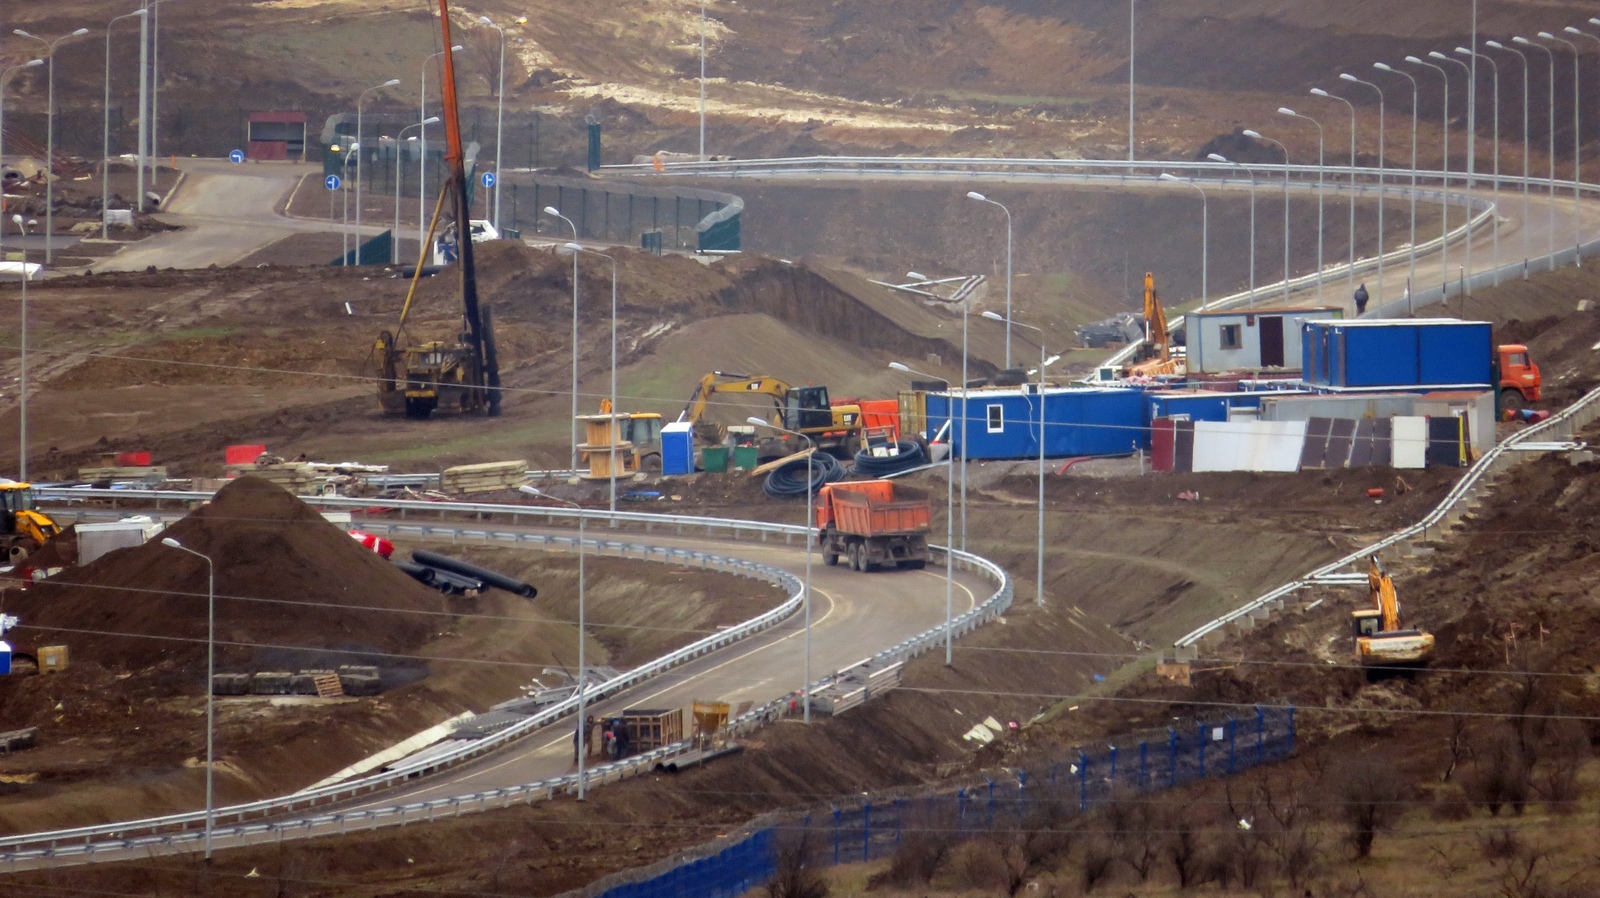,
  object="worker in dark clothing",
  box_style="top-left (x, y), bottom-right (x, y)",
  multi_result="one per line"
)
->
top-left (611, 718), bottom-right (629, 760)
top-left (1354, 283), bottom-right (1369, 316)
